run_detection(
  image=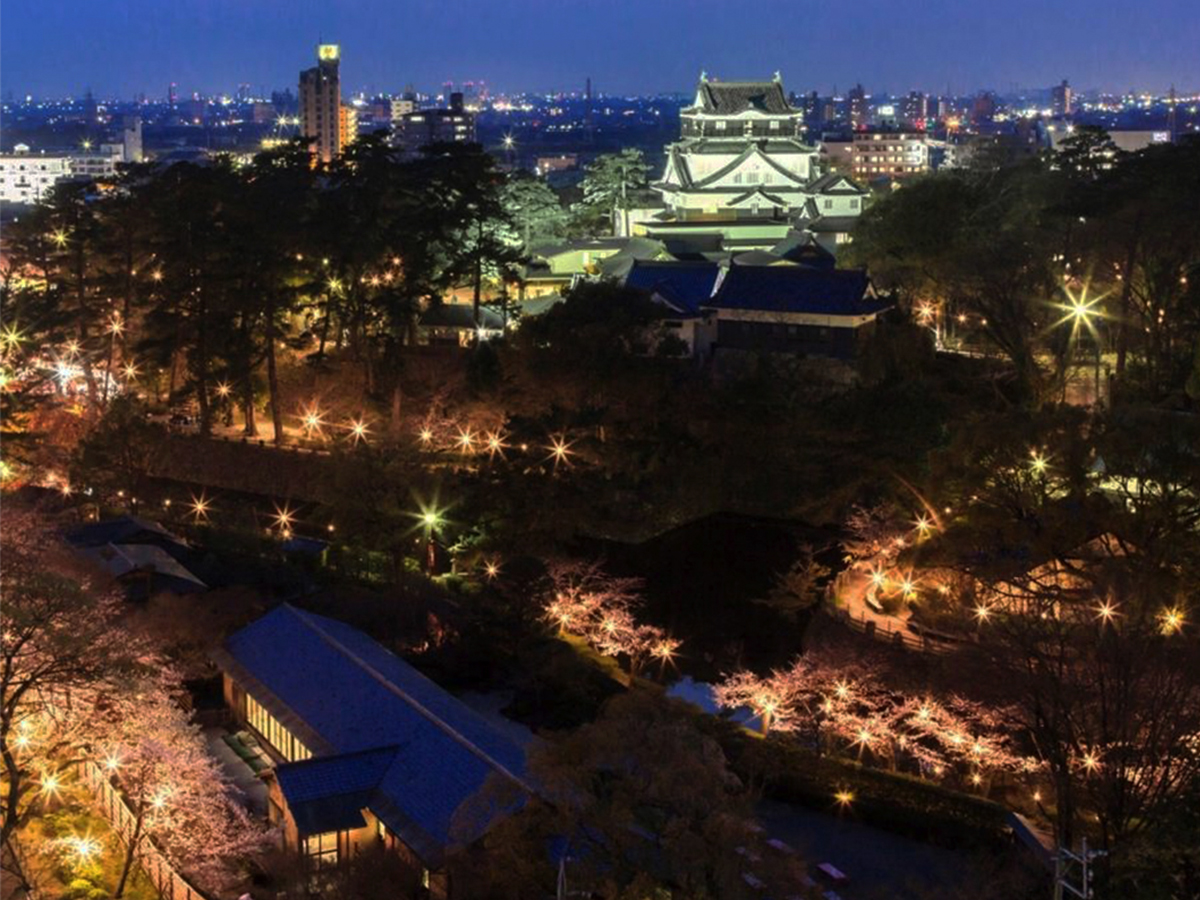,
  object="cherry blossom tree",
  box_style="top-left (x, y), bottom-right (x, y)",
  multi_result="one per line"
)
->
top-left (1, 509), bottom-right (269, 895)
top-left (843, 502), bottom-right (910, 569)
top-left (714, 653), bottom-right (1033, 789)
top-left (541, 560), bottom-right (680, 677)
top-left (0, 508), bottom-right (148, 890)
top-left (96, 677), bottom-right (272, 897)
